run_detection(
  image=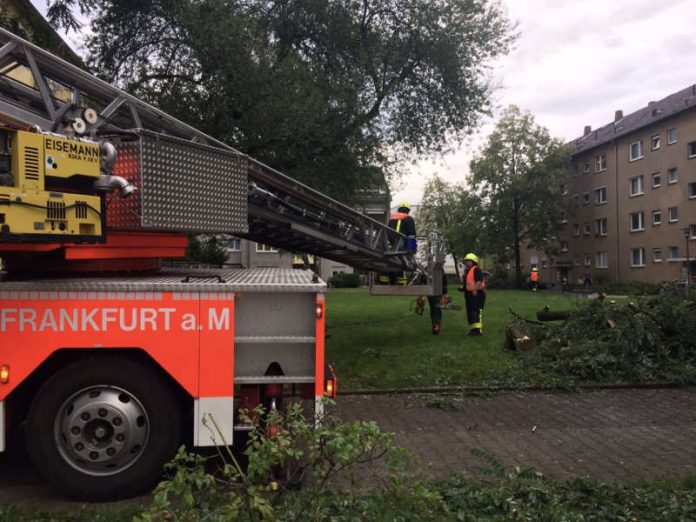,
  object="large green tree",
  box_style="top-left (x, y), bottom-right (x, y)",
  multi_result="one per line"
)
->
top-left (469, 106), bottom-right (571, 286)
top-left (45, 0), bottom-right (514, 199)
top-left (418, 174), bottom-right (482, 278)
